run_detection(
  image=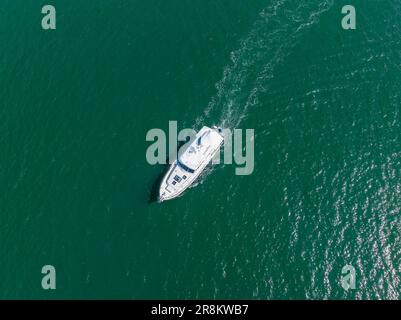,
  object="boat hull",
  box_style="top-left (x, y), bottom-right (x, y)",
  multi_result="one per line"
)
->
top-left (158, 126), bottom-right (224, 201)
